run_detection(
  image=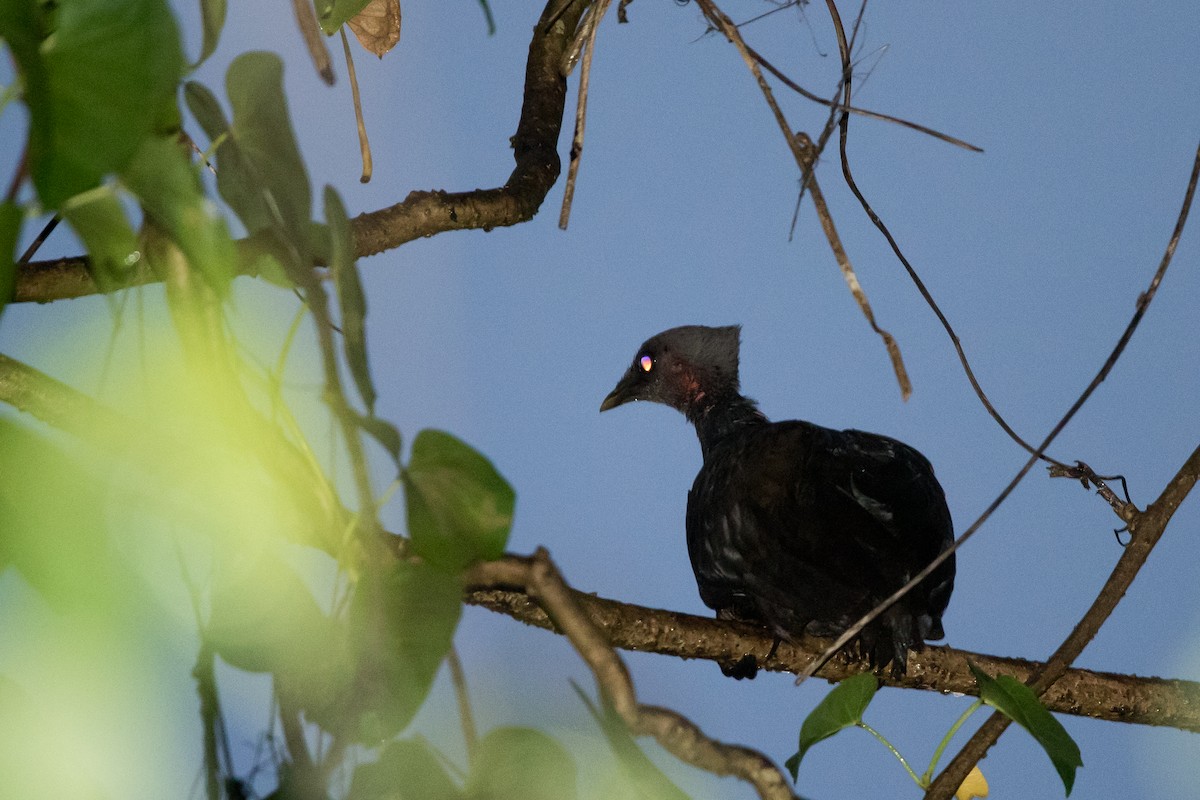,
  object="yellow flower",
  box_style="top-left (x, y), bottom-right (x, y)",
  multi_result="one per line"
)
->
top-left (955, 765), bottom-right (989, 800)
